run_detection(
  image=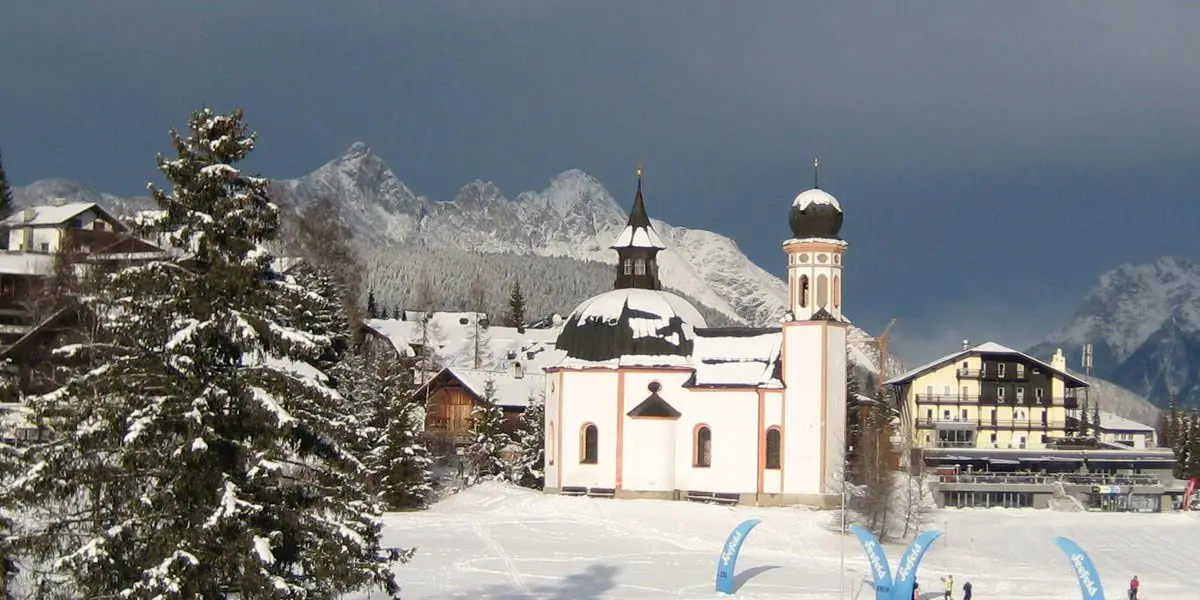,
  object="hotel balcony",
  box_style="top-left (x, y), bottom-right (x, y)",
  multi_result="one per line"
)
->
top-left (915, 393), bottom-right (1075, 407)
top-left (955, 368), bottom-right (1030, 381)
top-left (916, 417), bottom-right (1068, 430)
